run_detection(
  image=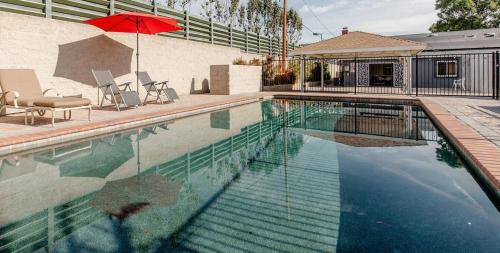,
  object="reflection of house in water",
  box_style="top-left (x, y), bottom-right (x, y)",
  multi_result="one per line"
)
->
top-left (286, 100), bottom-right (438, 146)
